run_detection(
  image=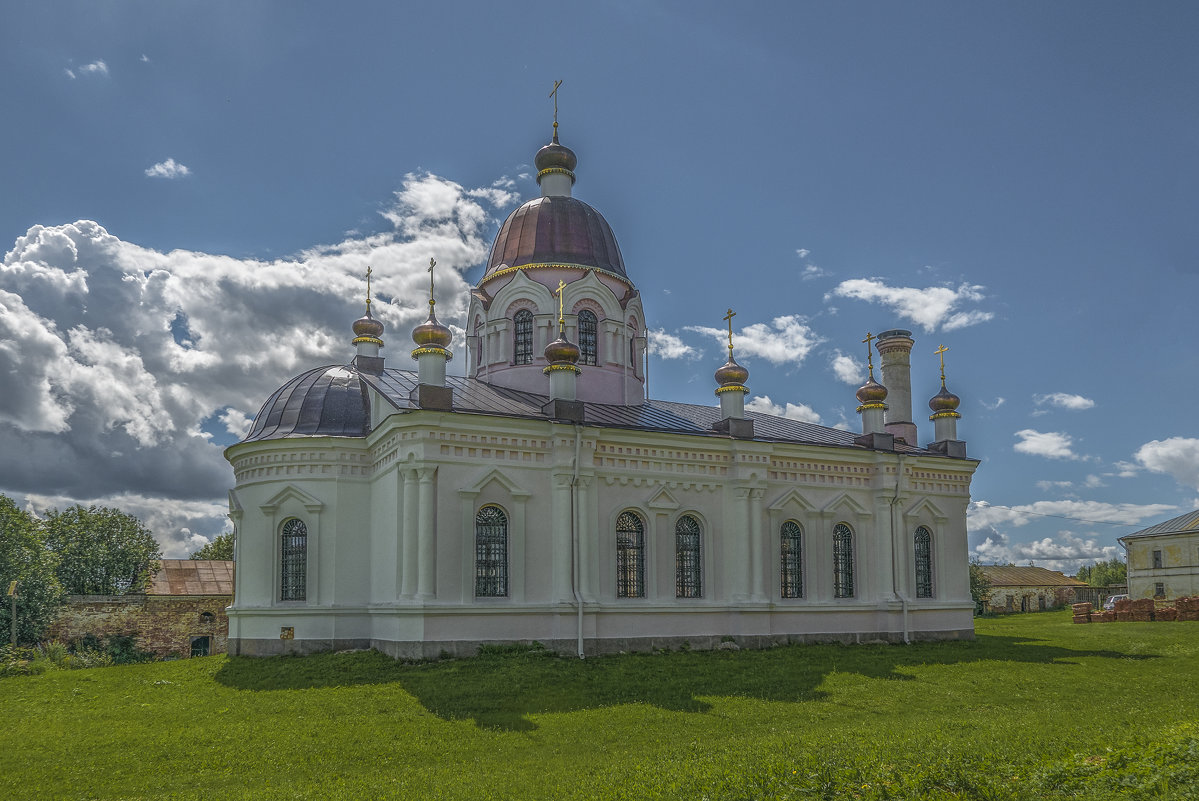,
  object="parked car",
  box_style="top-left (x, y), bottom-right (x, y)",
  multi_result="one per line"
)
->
top-left (1104, 594), bottom-right (1130, 611)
